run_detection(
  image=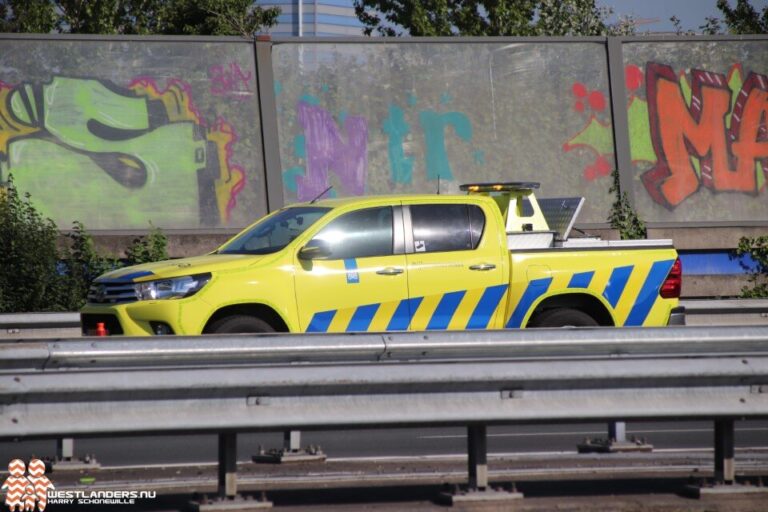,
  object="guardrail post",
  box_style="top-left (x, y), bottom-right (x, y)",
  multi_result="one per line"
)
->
top-left (578, 421), bottom-right (653, 453)
top-left (252, 430), bottom-right (326, 463)
top-left (57, 438), bottom-right (74, 460)
top-left (191, 433), bottom-right (272, 509)
top-left (51, 437), bottom-right (100, 471)
top-left (714, 419), bottom-right (735, 484)
top-left (218, 433), bottom-right (237, 499)
top-left (439, 424), bottom-right (523, 505)
top-left (467, 425), bottom-right (488, 491)
top-left (608, 421), bottom-right (626, 443)
top-left (285, 430), bottom-right (301, 453)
